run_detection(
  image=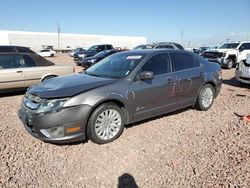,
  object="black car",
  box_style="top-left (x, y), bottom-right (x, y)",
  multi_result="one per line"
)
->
top-left (19, 49), bottom-right (222, 144)
top-left (133, 42), bottom-right (184, 50)
top-left (74, 44), bottom-right (113, 65)
top-left (80, 49), bottom-right (120, 69)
